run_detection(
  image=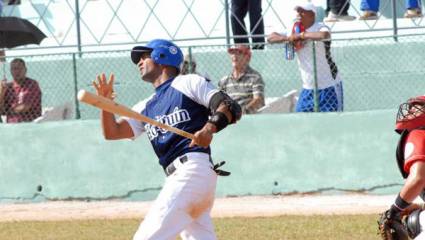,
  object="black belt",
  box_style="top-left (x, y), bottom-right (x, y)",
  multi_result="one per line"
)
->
top-left (164, 155), bottom-right (231, 177)
top-left (164, 155), bottom-right (188, 176)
